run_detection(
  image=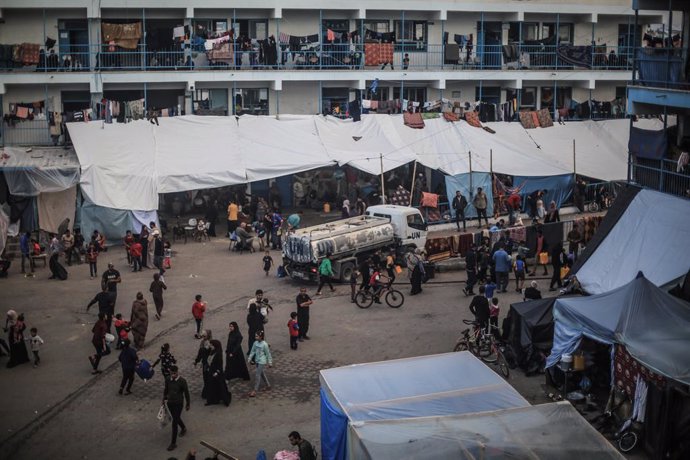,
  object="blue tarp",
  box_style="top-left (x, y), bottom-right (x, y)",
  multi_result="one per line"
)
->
top-left (444, 172), bottom-right (493, 218)
top-left (79, 197), bottom-right (159, 244)
top-left (636, 48), bottom-right (683, 87)
top-left (546, 275), bottom-right (690, 385)
top-left (628, 126), bottom-right (668, 160)
top-left (513, 174), bottom-right (574, 210)
top-left (320, 388), bottom-right (348, 460)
